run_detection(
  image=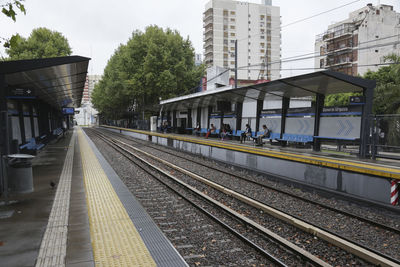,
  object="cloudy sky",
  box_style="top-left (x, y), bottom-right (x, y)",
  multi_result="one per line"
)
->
top-left (1, 0), bottom-right (399, 78)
